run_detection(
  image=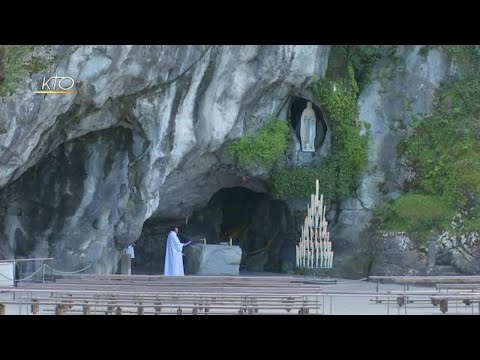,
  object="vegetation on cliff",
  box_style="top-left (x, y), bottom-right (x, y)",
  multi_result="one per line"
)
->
top-left (382, 46), bottom-right (480, 243)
